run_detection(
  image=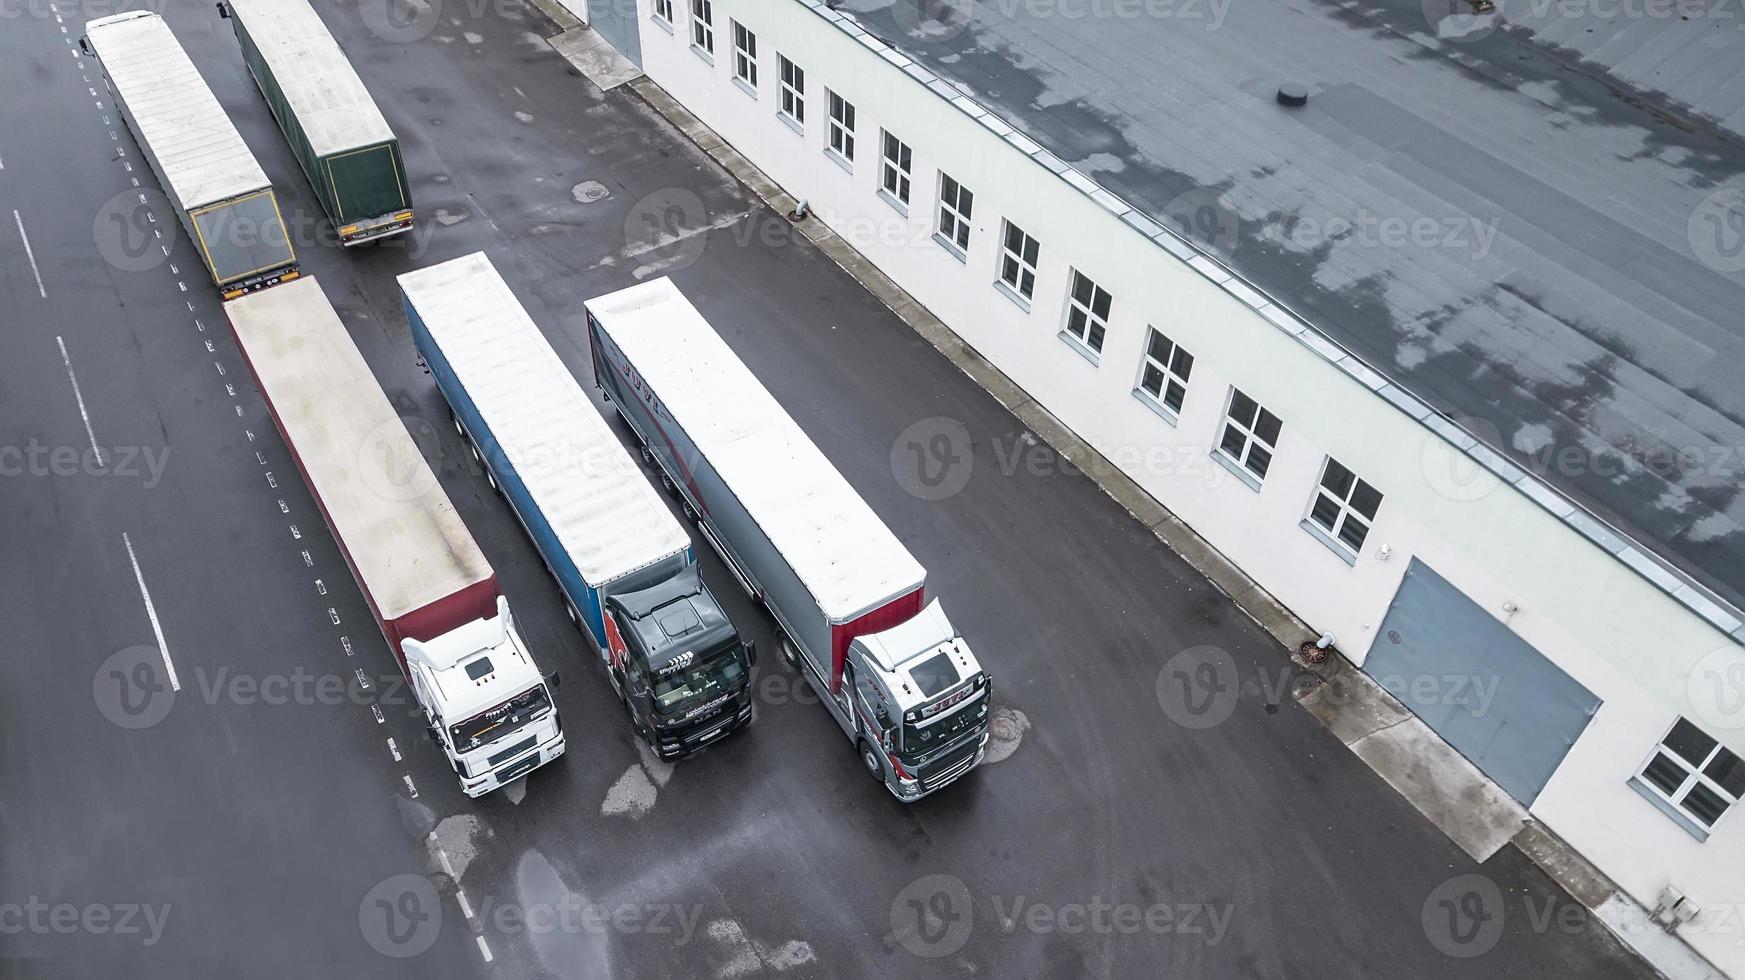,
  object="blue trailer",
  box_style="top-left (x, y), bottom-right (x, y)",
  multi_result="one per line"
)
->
top-left (399, 253), bottom-right (754, 758)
